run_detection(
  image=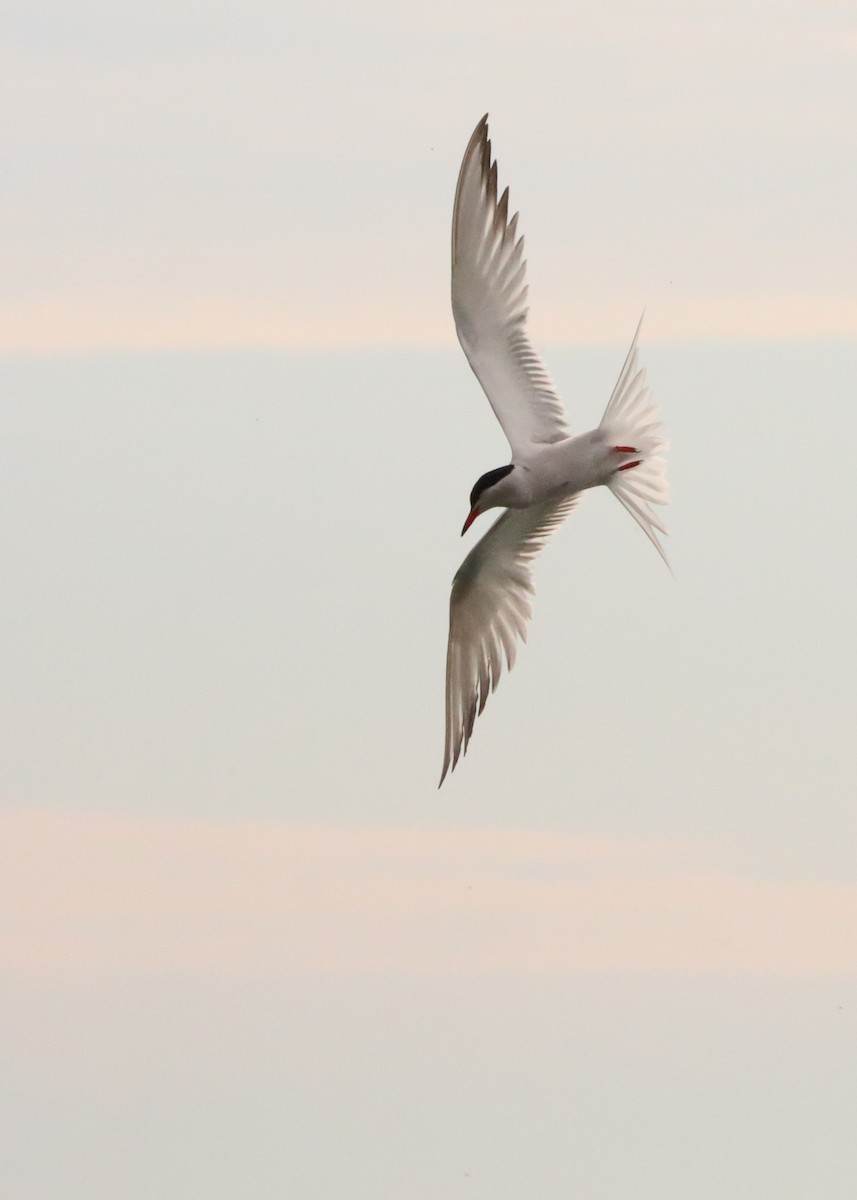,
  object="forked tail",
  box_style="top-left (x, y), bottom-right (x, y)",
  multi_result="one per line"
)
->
top-left (599, 315), bottom-right (670, 566)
